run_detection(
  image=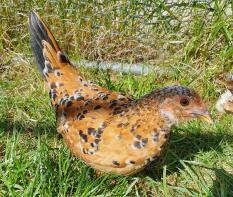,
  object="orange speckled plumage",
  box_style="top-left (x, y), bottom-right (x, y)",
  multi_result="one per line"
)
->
top-left (29, 11), bottom-right (212, 175)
